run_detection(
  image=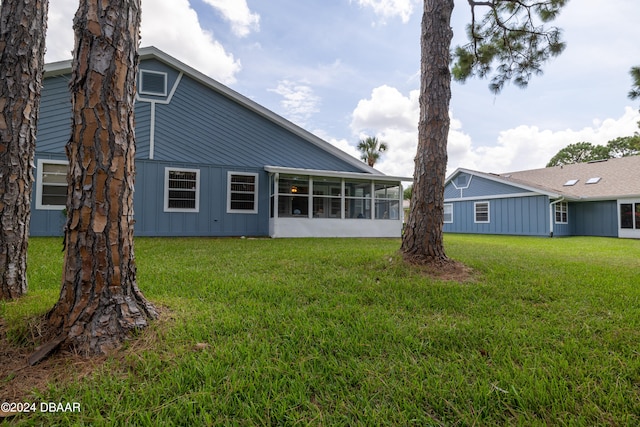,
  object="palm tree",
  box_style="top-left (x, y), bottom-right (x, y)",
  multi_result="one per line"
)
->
top-left (357, 136), bottom-right (388, 167)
